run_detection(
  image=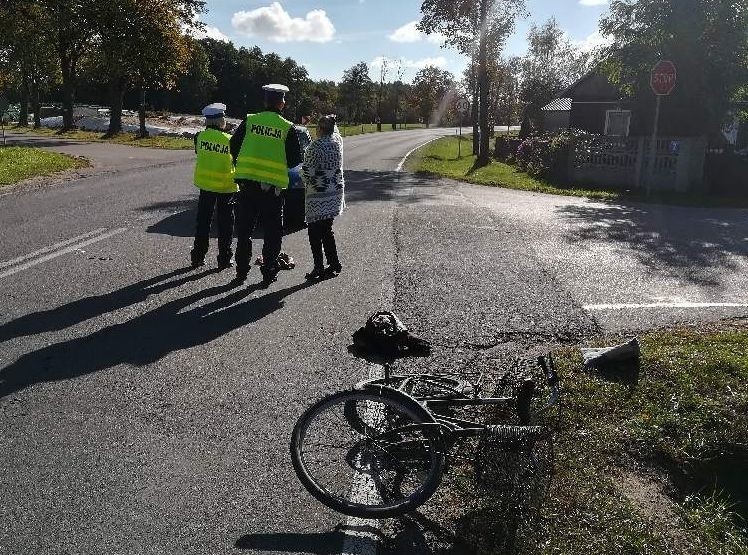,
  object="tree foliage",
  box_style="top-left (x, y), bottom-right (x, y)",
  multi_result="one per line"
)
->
top-left (600, 0), bottom-right (748, 135)
top-left (418, 0), bottom-right (526, 163)
top-left (410, 66), bottom-right (456, 127)
top-left (0, 1), bottom-right (58, 126)
top-left (520, 18), bottom-right (592, 132)
top-left (36, 0), bottom-right (98, 129)
top-left (339, 62), bottom-right (373, 124)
